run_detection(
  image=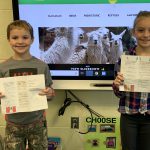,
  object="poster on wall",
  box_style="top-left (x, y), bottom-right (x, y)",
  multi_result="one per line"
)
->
top-left (48, 137), bottom-right (62, 150)
top-left (84, 117), bottom-right (120, 150)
